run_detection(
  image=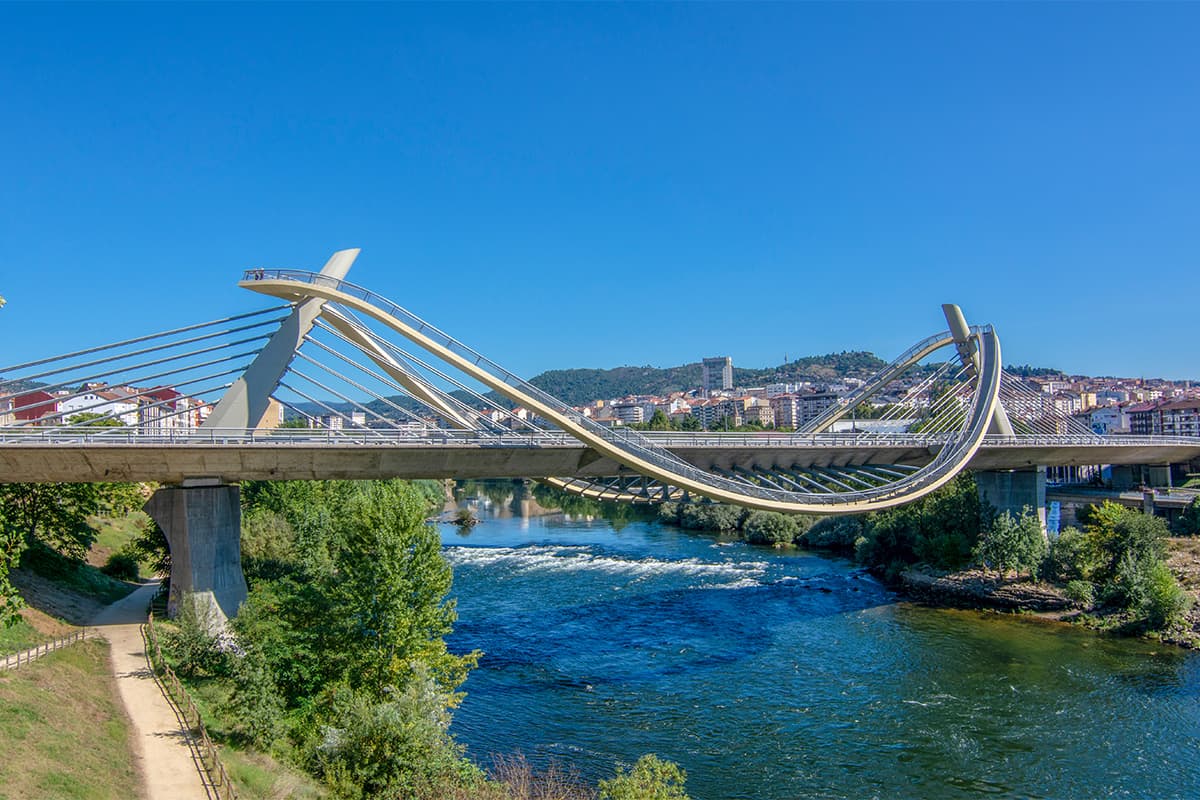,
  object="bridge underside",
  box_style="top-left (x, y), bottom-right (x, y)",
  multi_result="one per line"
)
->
top-left (1, 441), bottom-right (1197, 484)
